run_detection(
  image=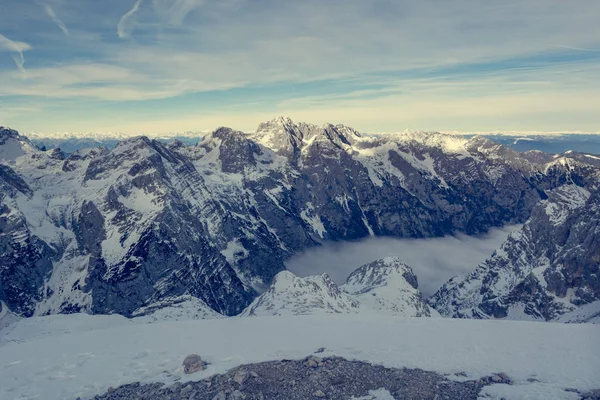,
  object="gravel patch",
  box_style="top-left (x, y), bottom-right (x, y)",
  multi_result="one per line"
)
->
top-left (90, 355), bottom-right (514, 400)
